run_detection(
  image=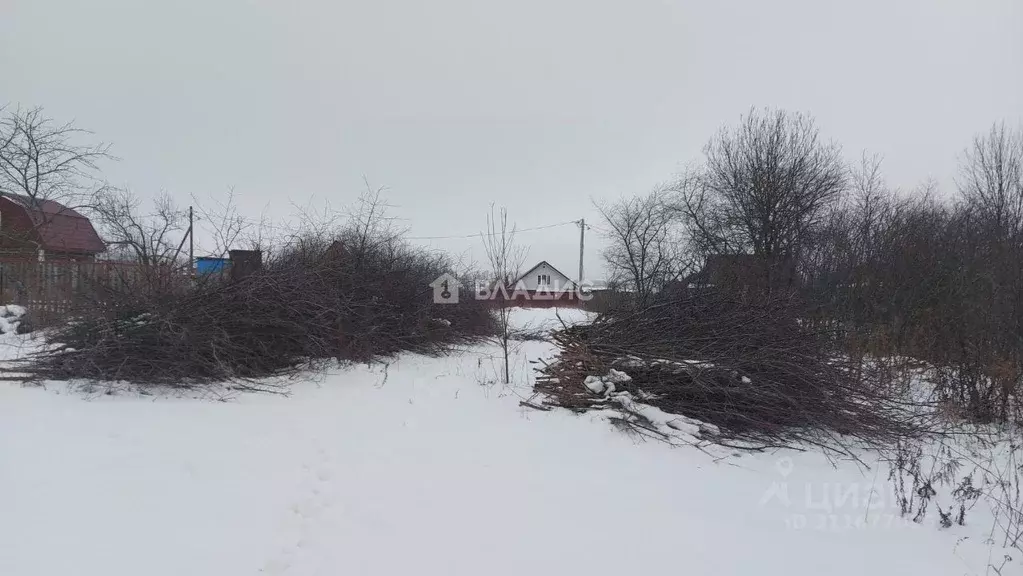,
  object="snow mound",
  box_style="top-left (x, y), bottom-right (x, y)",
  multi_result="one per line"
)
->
top-left (0, 305), bottom-right (28, 335)
top-left (1, 305), bottom-right (27, 317)
top-left (582, 369), bottom-right (632, 394)
top-left (582, 369), bottom-right (720, 445)
top-left (583, 375), bottom-right (606, 394)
